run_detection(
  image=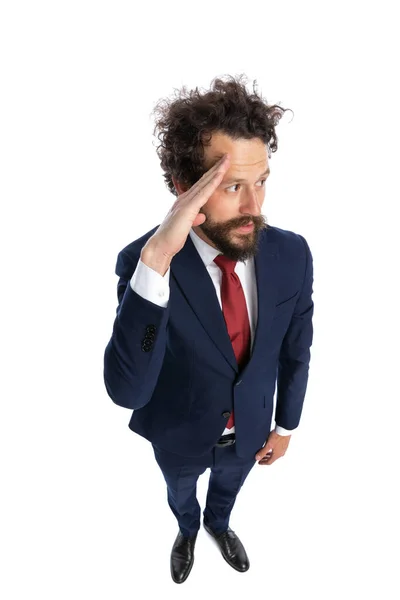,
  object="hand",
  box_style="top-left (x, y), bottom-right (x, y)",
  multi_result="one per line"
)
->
top-left (143, 154), bottom-right (231, 259)
top-left (255, 430), bottom-right (291, 466)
